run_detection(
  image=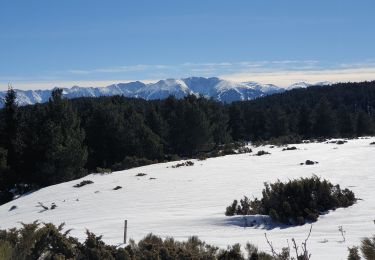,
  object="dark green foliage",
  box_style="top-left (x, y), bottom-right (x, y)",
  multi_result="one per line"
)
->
top-left (95, 167), bottom-right (112, 174)
top-left (1, 81), bottom-right (375, 205)
top-left (111, 157), bottom-right (156, 171)
top-left (0, 222), bottom-right (273, 260)
top-left (347, 246), bottom-right (361, 260)
top-left (255, 150), bottom-right (270, 156)
top-left (171, 161), bottom-right (194, 168)
top-left (245, 243), bottom-right (274, 260)
top-left (0, 221), bottom-right (77, 260)
top-left (217, 244), bottom-right (244, 260)
top-left (226, 176), bottom-right (356, 225)
top-left (73, 180), bottom-right (93, 188)
top-left (312, 97), bottom-right (337, 137)
top-left (360, 235), bottom-right (375, 260)
top-left (356, 111), bottom-right (374, 136)
top-left (225, 196), bottom-right (261, 216)
top-left (304, 160), bottom-right (317, 165)
top-left (21, 89), bottom-right (88, 187)
top-left (282, 146), bottom-right (297, 151)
